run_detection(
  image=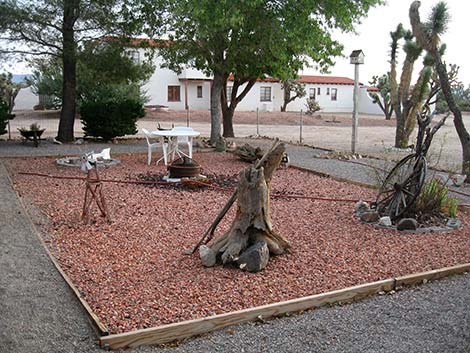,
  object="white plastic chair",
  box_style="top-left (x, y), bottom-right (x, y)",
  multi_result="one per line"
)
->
top-left (170, 126), bottom-right (194, 160)
top-left (142, 128), bottom-right (168, 165)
